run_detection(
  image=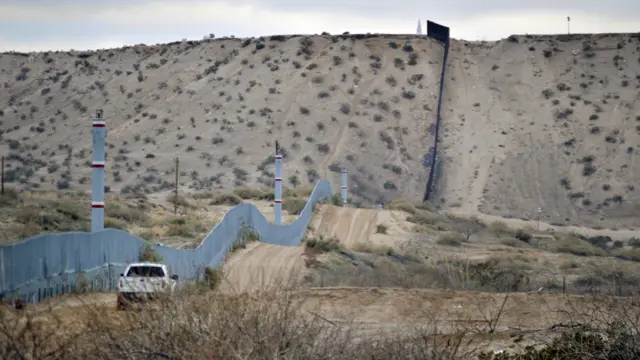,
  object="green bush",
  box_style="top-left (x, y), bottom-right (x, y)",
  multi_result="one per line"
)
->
top-left (554, 235), bottom-right (605, 257)
top-left (630, 237), bottom-right (640, 248)
top-left (233, 187), bottom-right (274, 200)
top-left (139, 242), bottom-right (163, 262)
top-left (283, 197), bottom-right (306, 215)
top-left (203, 267), bottom-right (221, 290)
top-left (330, 194), bottom-right (343, 207)
top-left (376, 224), bottom-right (388, 234)
top-left (209, 192), bottom-right (243, 206)
top-left (514, 229), bottom-right (532, 243)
